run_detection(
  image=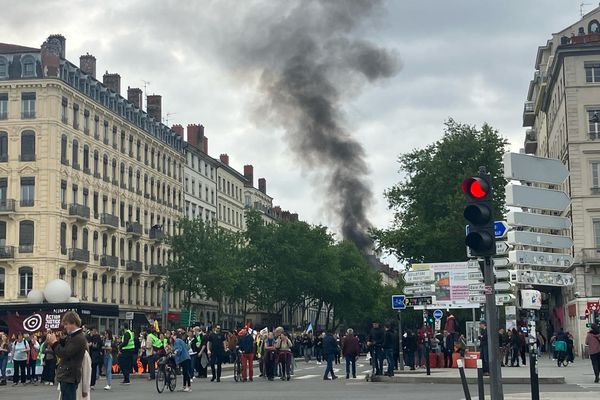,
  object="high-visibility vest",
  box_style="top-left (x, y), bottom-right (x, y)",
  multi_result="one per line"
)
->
top-left (122, 330), bottom-right (135, 350)
top-left (148, 333), bottom-right (163, 349)
top-left (163, 338), bottom-right (168, 347)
